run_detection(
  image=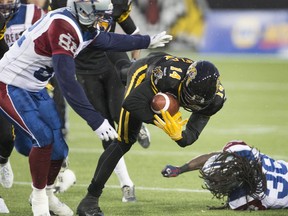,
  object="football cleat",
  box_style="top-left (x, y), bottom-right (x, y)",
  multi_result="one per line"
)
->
top-left (121, 185), bottom-right (136, 203)
top-left (0, 160), bottom-right (14, 188)
top-left (46, 186), bottom-right (73, 216)
top-left (0, 196), bottom-right (9, 213)
top-left (137, 124), bottom-right (151, 149)
top-left (54, 169), bottom-right (76, 193)
top-left (77, 193), bottom-right (104, 216)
